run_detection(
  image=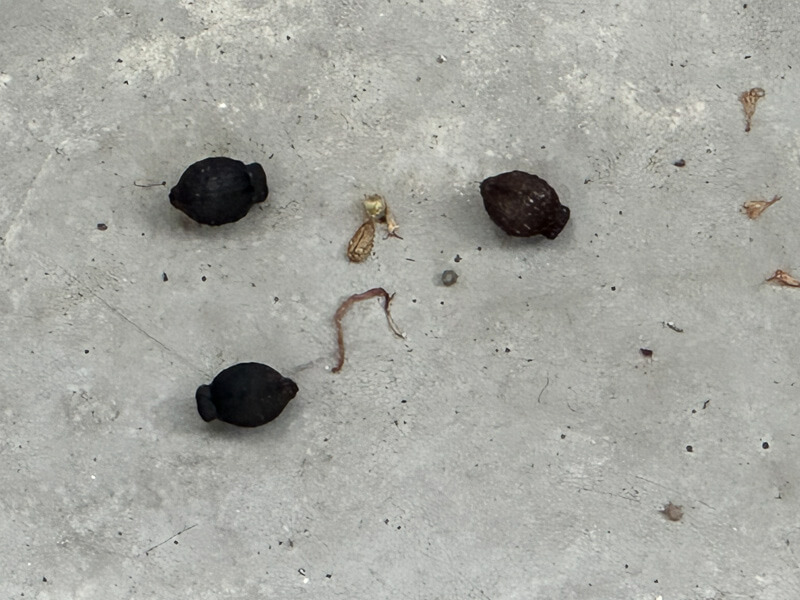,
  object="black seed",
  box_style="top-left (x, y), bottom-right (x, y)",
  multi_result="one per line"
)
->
top-left (640, 348), bottom-right (653, 357)
top-left (441, 270), bottom-right (458, 286)
top-left (480, 171), bottom-right (570, 239)
top-left (673, 159), bottom-right (686, 167)
top-left (762, 441), bottom-right (769, 449)
top-left (162, 272), bottom-right (168, 282)
top-left (169, 157), bottom-right (268, 225)
top-left (196, 362), bottom-right (298, 427)
top-left (97, 223), bottom-right (108, 231)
